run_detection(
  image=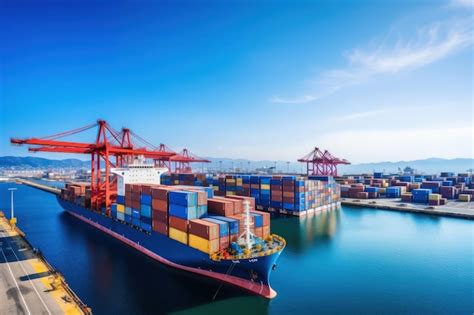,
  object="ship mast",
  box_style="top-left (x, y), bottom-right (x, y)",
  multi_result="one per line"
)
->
top-left (238, 200), bottom-right (256, 250)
